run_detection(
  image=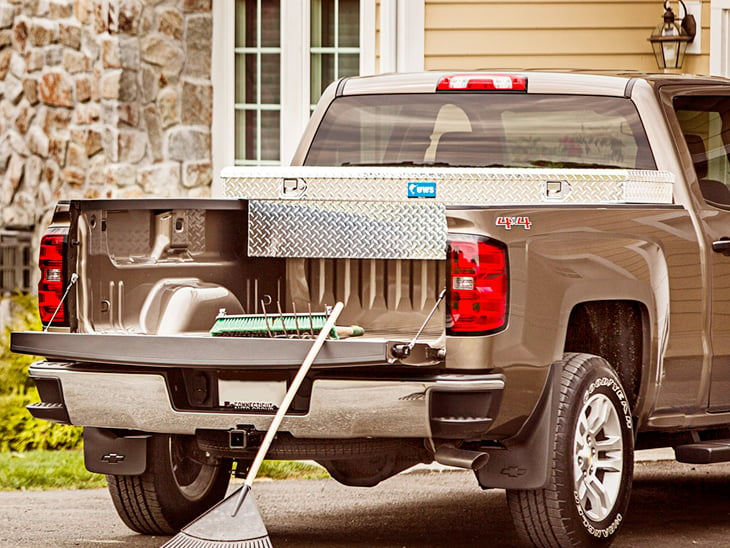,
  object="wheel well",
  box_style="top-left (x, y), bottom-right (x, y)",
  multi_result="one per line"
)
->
top-left (563, 300), bottom-right (646, 410)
